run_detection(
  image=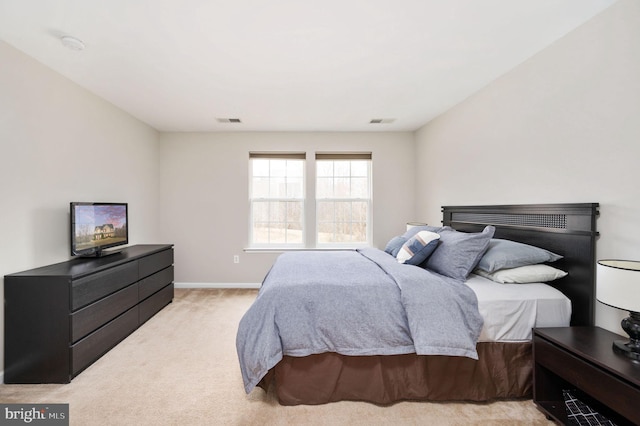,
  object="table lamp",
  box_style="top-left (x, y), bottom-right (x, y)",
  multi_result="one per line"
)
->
top-left (406, 222), bottom-right (427, 231)
top-left (596, 260), bottom-right (640, 361)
